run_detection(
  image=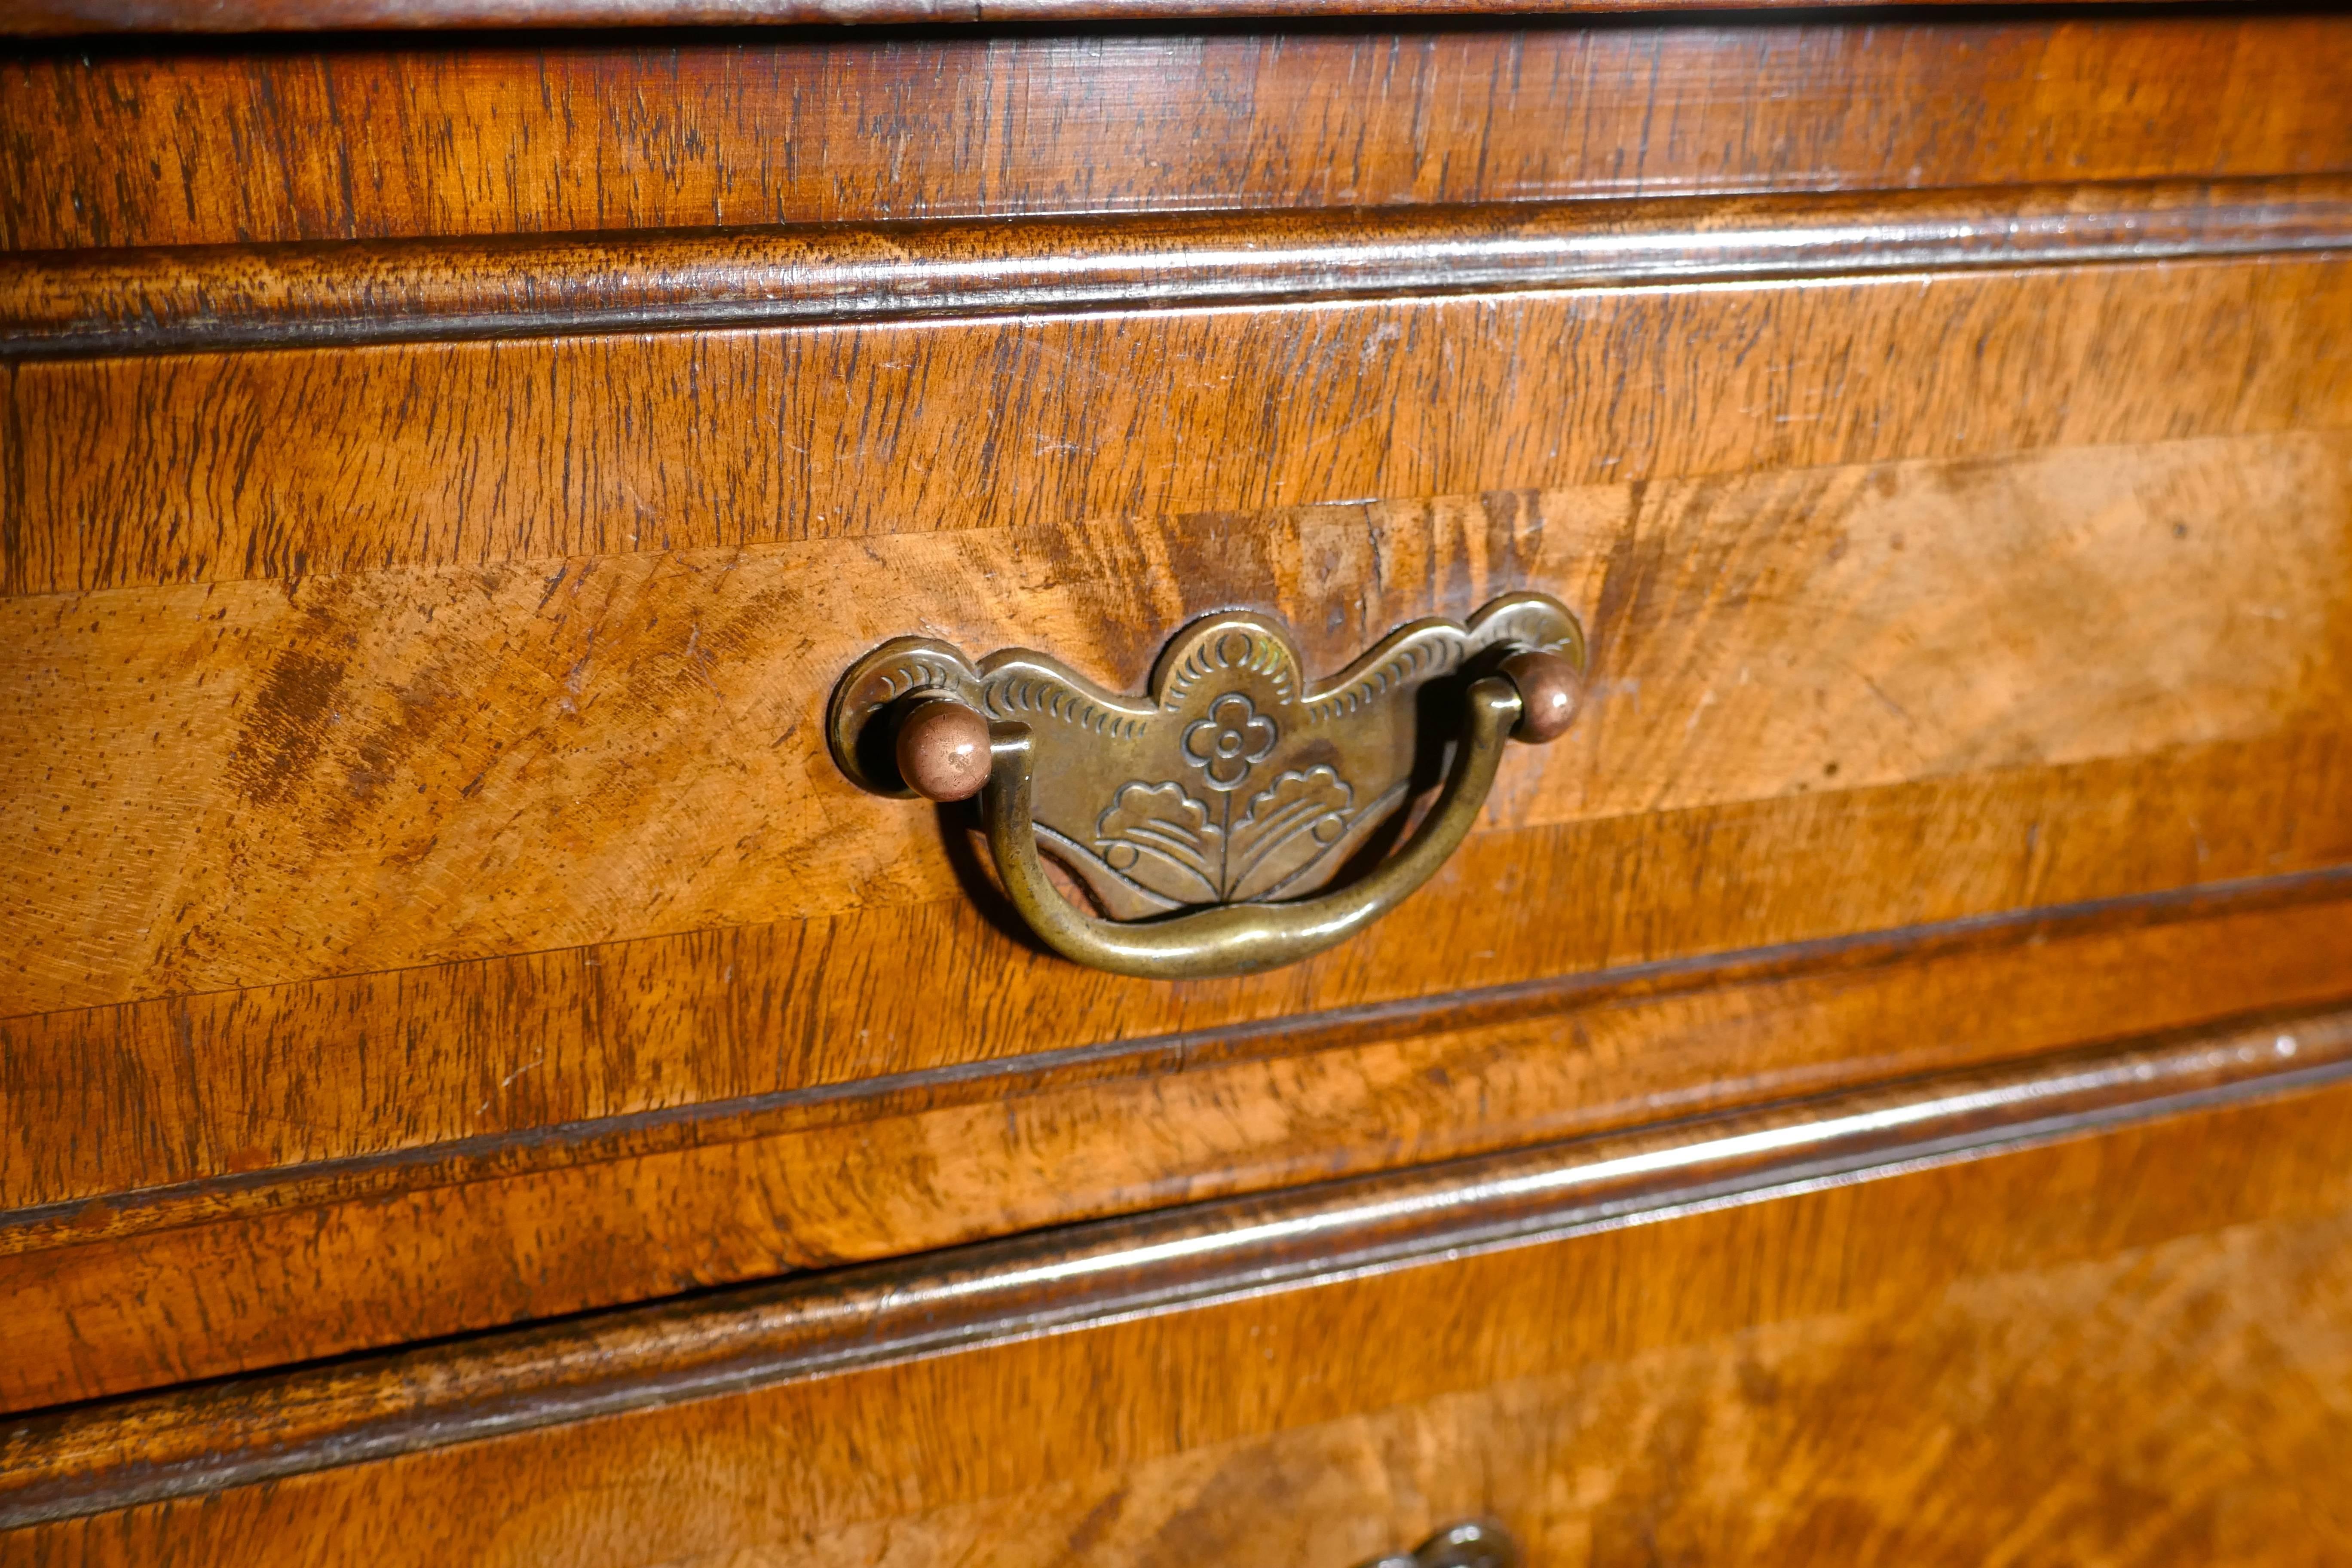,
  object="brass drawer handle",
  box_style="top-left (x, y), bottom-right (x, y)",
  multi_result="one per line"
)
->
top-left (1362, 1519), bottom-right (1524, 1568)
top-left (830, 594), bottom-right (1582, 979)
